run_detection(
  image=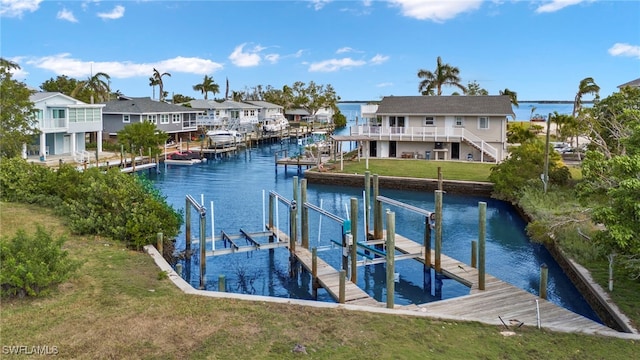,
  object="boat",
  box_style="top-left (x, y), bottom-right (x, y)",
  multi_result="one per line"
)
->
top-left (164, 151), bottom-right (207, 165)
top-left (262, 117), bottom-right (289, 133)
top-left (206, 129), bottom-right (243, 147)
